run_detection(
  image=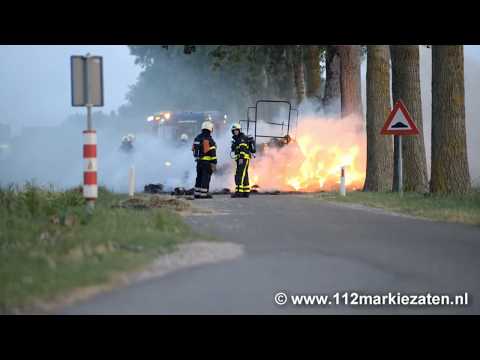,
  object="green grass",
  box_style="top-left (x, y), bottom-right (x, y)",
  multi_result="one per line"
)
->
top-left (317, 189), bottom-right (480, 226)
top-left (0, 183), bottom-right (194, 313)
